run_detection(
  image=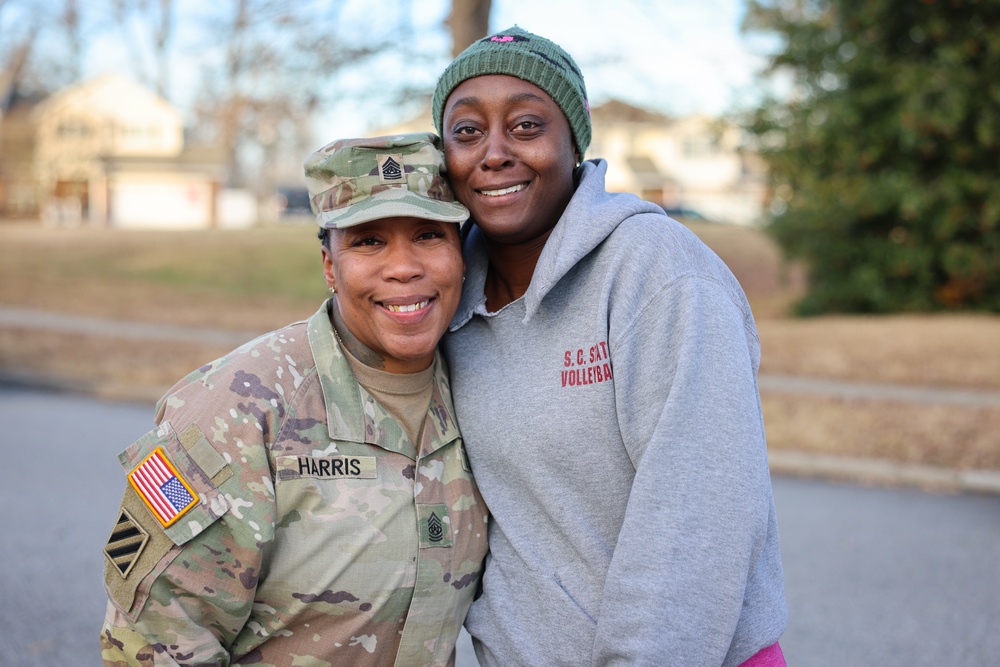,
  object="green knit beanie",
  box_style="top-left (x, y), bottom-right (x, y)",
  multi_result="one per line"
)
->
top-left (432, 26), bottom-right (591, 158)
